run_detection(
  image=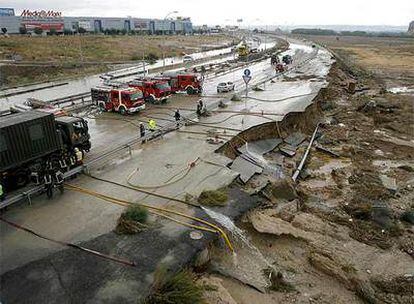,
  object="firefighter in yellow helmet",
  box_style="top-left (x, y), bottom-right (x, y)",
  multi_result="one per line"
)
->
top-left (148, 119), bottom-right (157, 132)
